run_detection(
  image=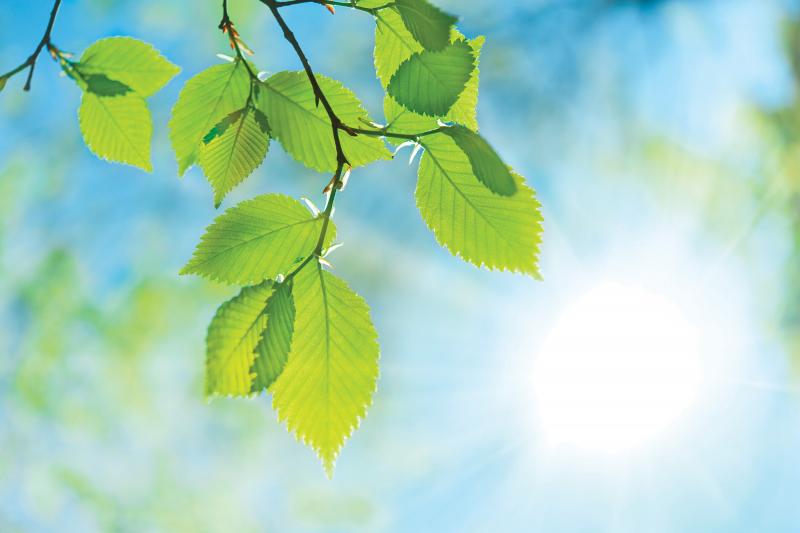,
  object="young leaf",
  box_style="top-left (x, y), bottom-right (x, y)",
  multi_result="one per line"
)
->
top-left (387, 40), bottom-right (475, 117)
top-left (271, 262), bottom-right (380, 477)
top-left (198, 102), bottom-right (270, 207)
top-left (78, 92), bottom-right (153, 171)
top-left (441, 125), bottom-right (517, 196)
top-left (77, 37), bottom-right (180, 97)
top-left (383, 34), bottom-right (484, 142)
top-left (169, 61), bottom-right (251, 175)
top-left (416, 132), bottom-right (542, 277)
top-left (251, 281), bottom-right (295, 393)
top-left (181, 194), bottom-right (336, 285)
top-left (394, 0), bottom-right (457, 51)
top-left (206, 281), bottom-right (274, 397)
top-left (261, 71), bottom-right (391, 173)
